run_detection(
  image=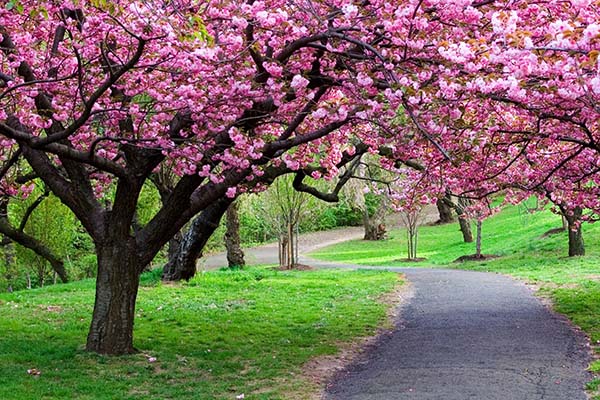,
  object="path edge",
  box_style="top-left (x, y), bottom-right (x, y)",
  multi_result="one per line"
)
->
top-left (292, 273), bottom-right (415, 400)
